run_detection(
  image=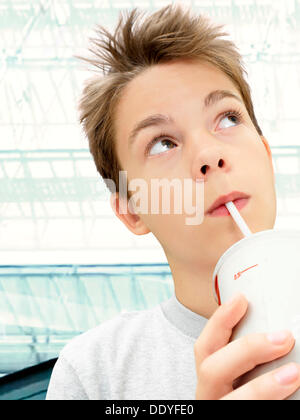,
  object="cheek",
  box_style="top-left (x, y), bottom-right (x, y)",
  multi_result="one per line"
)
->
top-left (236, 129), bottom-right (270, 173)
top-left (251, 140), bottom-right (274, 180)
top-left (240, 141), bottom-right (277, 227)
top-left (240, 147), bottom-right (274, 199)
top-left (135, 183), bottom-right (205, 238)
top-left (142, 213), bottom-right (195, 254)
